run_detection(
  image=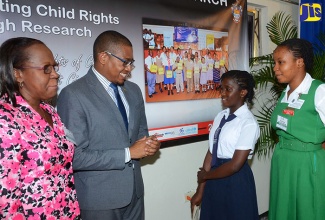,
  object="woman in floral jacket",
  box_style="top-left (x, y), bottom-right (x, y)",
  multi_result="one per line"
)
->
top-left (0, 37), bottom-right (80, 219)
